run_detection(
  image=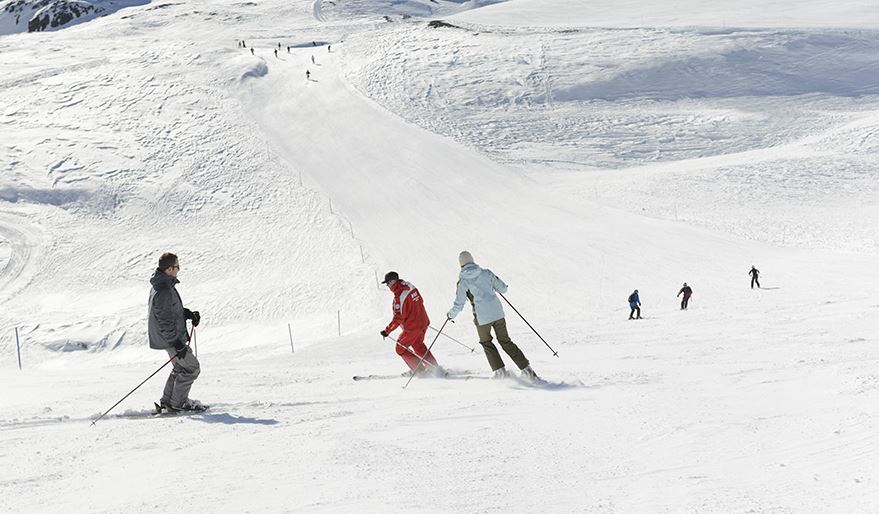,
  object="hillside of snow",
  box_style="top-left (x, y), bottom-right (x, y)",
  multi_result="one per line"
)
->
top-left (0, 0), bottom-right (148, 35)
top-left (1, 0), bottom-right (878, 512)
